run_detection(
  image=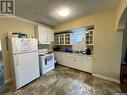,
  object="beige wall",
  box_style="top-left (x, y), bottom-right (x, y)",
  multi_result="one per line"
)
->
top-left (0, 17), bottom-right (36, 81)
top-left (54, 15), bottom-right (95, 32)
top-left (93, 9), bottom-right (122, 81)
top-left (54, 8), bottom-right (123, 82)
